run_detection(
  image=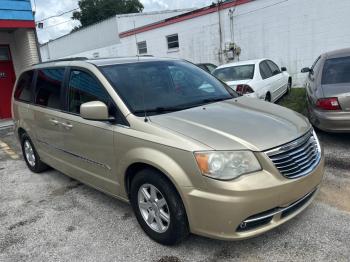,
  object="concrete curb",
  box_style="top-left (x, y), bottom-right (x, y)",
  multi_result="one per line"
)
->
top-left (0, 120), bottom-right (14, 136)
